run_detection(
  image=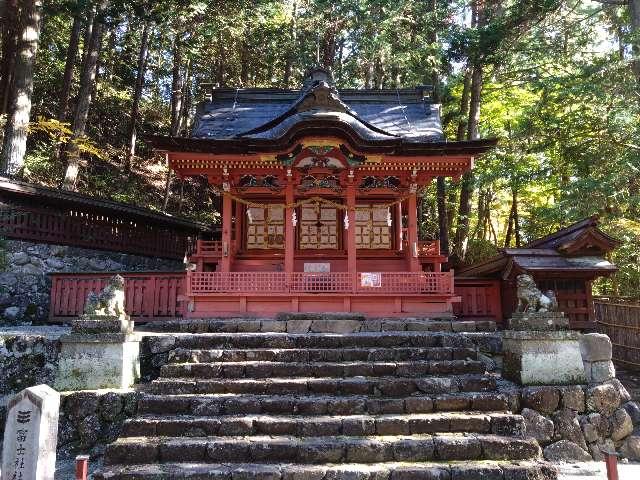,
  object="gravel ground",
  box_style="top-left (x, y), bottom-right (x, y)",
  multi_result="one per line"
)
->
top-left (557, 461), bottom-right (640, 479)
